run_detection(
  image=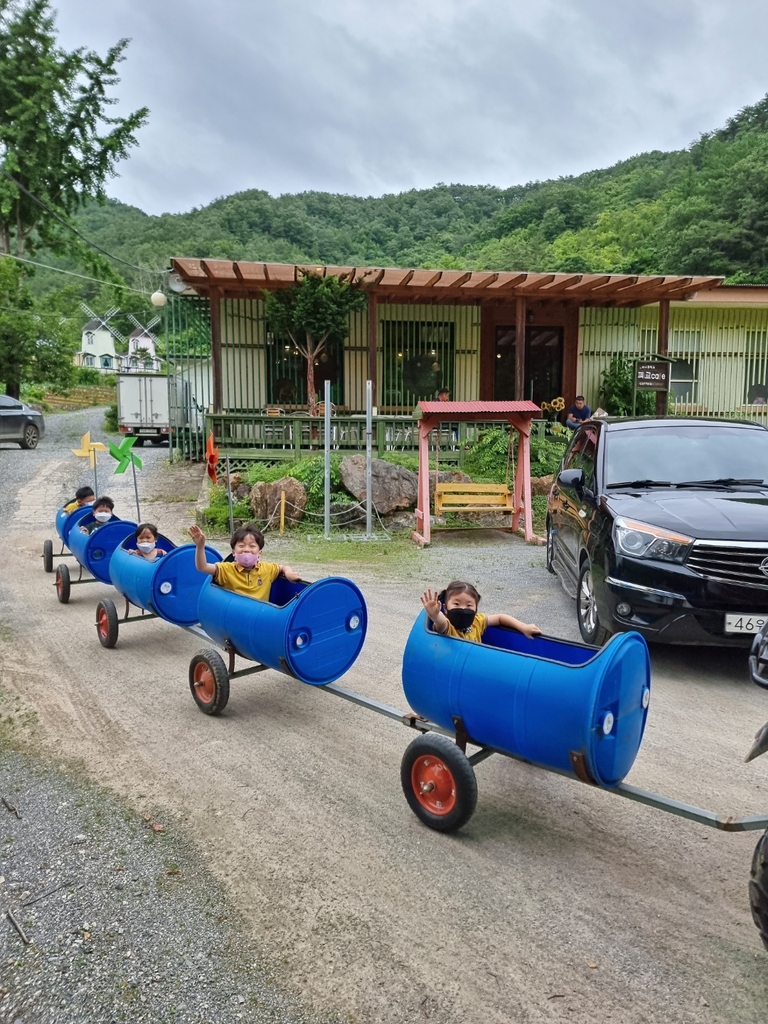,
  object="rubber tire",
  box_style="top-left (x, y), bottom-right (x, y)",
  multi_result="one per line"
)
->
top-left (749, 828), bottom-right (768, 951)
top-left (545, 518), bottom-right (556, 575)
top-left (400, 733), bottom-right (478, 833)
top-left (43, 539), bottom-right (53, 573)
top-left (96, 599), bottom-right (119, 649)
top-left (19, 423), bottom-right (39, 450)
top-left (577, 559), bottom-right (610, 646)
top-left (189, 649), bottom-right (230, 715)
top-left (55, 563), bottom-right (71, 604)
